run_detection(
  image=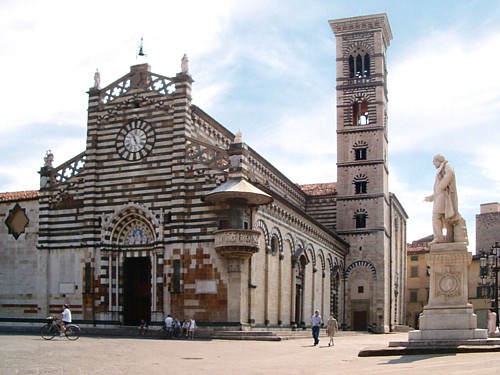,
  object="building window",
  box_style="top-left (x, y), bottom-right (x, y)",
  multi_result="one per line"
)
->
top-left (477, 286), bottom-right (492, 299)
top-left (410, 255), bottom-right (419, 261)
top-left (173, 259), bottom-right (181, 293)
top-left (410, 266), bottom-right (418, 278)
top-left (84, 263), bottom-right (92, 294)
top-left (410, 290), bottom-right (418, 303)
top-left (358, 286), bottom-right (364, 293)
